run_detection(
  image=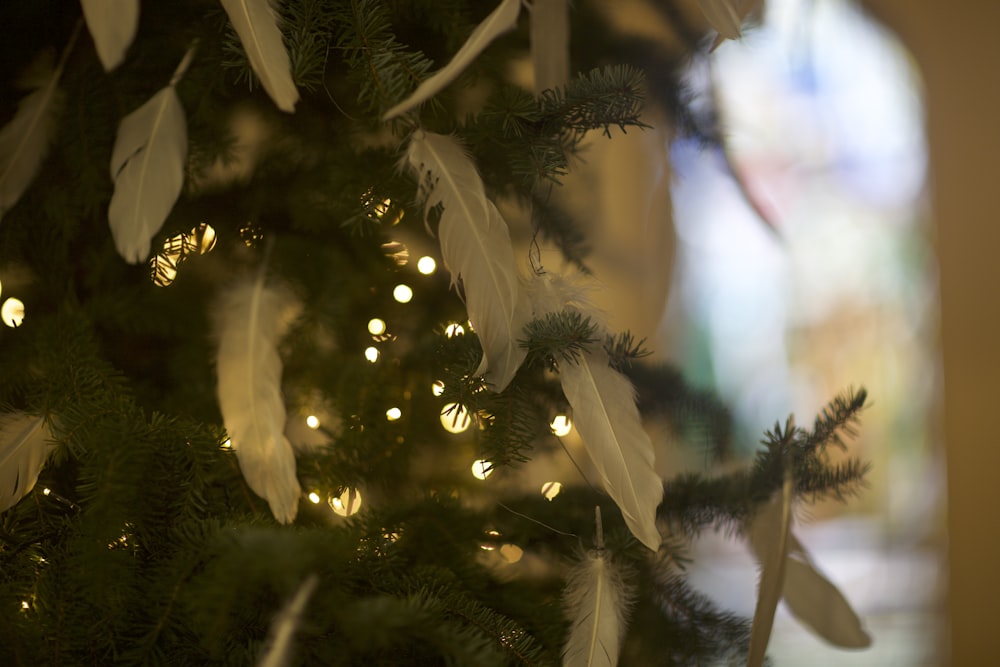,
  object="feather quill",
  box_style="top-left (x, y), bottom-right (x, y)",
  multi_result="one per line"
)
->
top-left (530, 0), bottom-right (570, 95)
top-left (220, 0), bottom-right (299, 113)
top-left (0, 59), bottom-right (64, 221)
top-left (382, 0), bottom-right (522, 120)
top-left (0, 414), bottom-right (54, 513)
top-left (108, 48), bottom-right (194, 264)
top-left (257, 574), bottom-right (319, 667)
top-left (81, 0), bottom-right (139, 71)
top-left (696, 0), bottom-right (743, 40)
top-left (406, 131), bottom-right (528, 391)
top-left (215, 274), bottom-right (300, 524)
top-left (562, 508), bottom-right (630, 667)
